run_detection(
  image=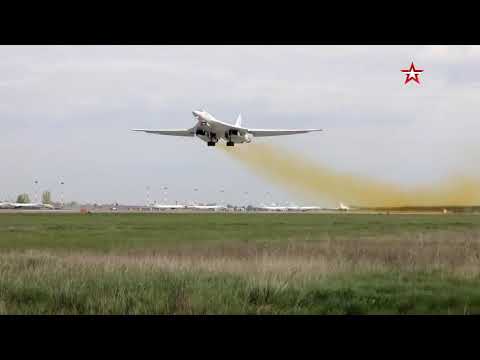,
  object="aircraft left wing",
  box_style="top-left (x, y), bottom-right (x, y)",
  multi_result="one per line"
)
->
top-left (131, 128), bottom-right (195, 137)
top-left (246, 128), bottom-right (322, 137)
